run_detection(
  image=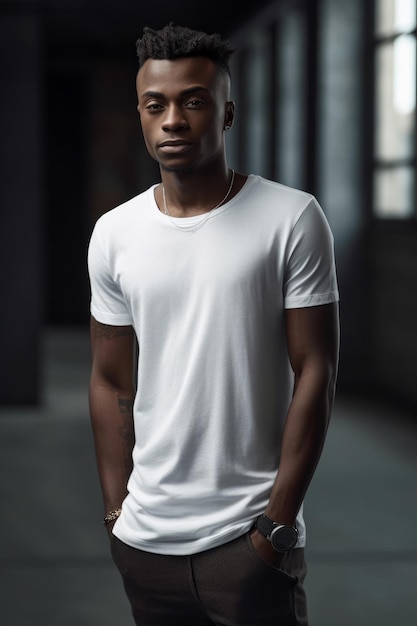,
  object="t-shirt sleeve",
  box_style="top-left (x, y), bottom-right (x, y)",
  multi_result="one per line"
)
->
top-left (87, 222), bottom-right (134, 326)
top-left (283, 197), bottom-right (339, 309)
